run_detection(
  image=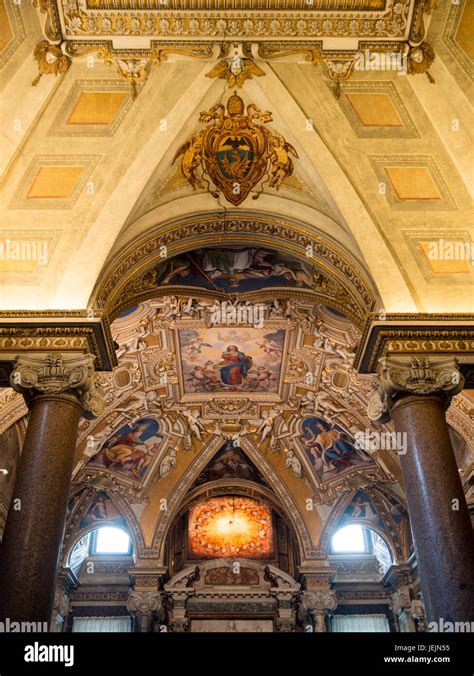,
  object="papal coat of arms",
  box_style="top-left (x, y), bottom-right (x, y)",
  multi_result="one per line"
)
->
top-left (173, 92), bottom-right (298, 206)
